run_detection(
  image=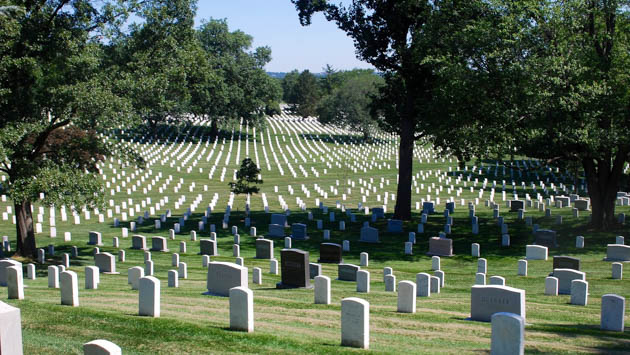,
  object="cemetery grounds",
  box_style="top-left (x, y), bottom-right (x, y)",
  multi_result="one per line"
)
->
top-left (1, 111), bottom-right (629, 354)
